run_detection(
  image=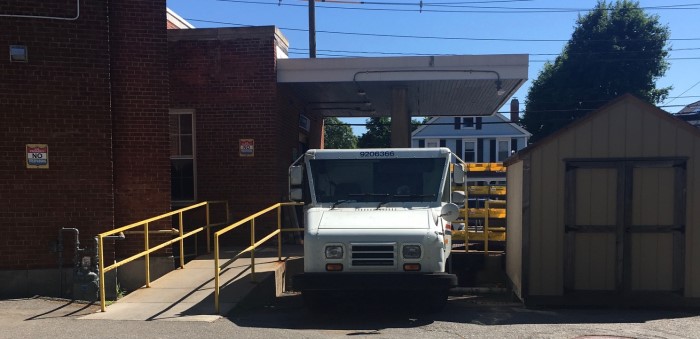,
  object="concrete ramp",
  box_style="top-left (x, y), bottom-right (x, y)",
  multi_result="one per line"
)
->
top-left (81, 246), bottom-right (301, 322)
